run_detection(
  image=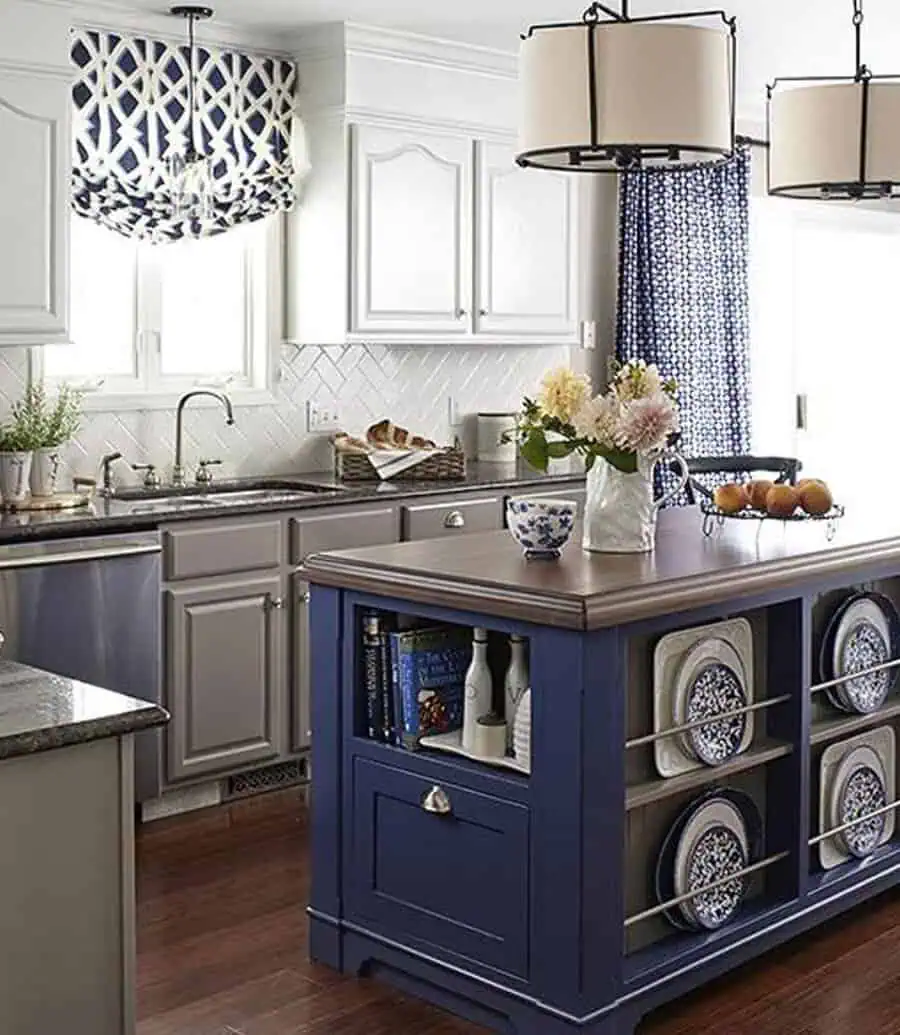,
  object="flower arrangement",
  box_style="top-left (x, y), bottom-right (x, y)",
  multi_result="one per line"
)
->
top-left (511, 360), bottom-right (680, 474)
